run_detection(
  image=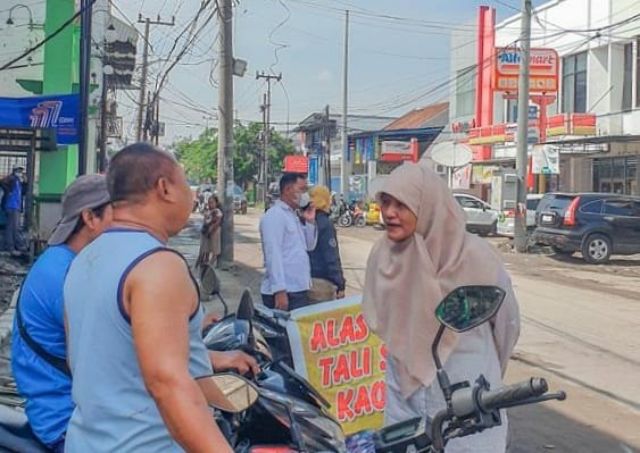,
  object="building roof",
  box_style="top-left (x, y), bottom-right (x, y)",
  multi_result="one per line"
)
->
top-left (295, 112), bottom-right (397, 133)
top-left (384, 102), bottom-right (449, 131)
